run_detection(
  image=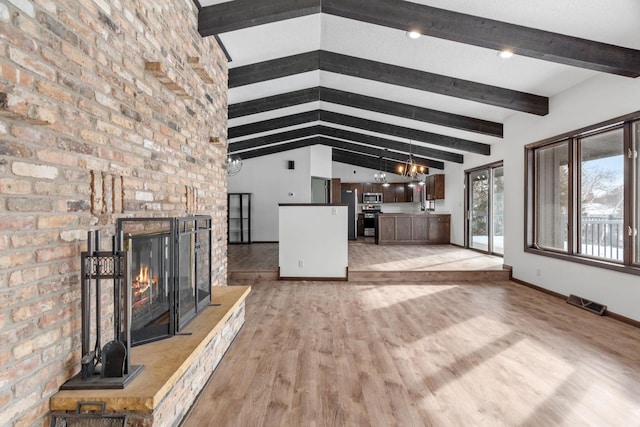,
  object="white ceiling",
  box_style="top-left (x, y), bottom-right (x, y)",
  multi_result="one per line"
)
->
top-left (199, 0), bottom-right (640, 168)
